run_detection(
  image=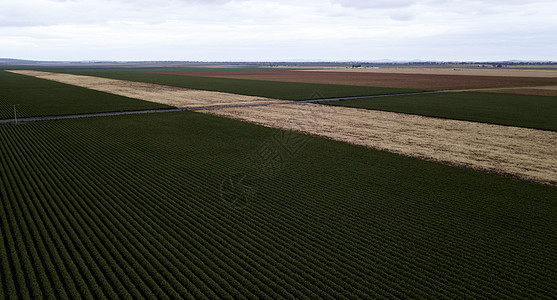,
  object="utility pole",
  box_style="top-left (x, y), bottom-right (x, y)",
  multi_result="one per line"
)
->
top-left (14, 104), bottom-right (18, 124)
